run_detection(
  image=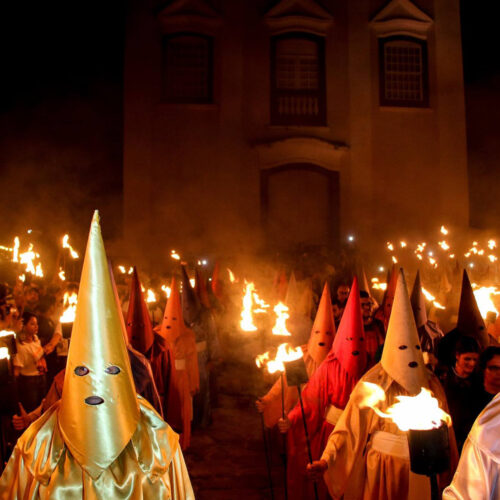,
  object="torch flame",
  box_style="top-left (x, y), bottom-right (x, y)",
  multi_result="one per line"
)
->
top-left (421, 287), bottom-right (446, 310)
top-left (12, 237), bottom-right (19, 263)
top-left (19, 243), bottom-right (43, 276)
top-left (60, 292), bottom-right (78, 324)
top-left (0, 347), bottom-right (9, 360)
top-left (488, 240), bottom-right (497, 250)
top-left (371, 278), bottom-right (387, 291)
top-left (256, 343), bottom-right (303, 374)
top-left (227, 268), bottom-right (236, 283)
top-left (59, 269), bottom-right (66, 281)
top-left (272, 302), bottom-right (291, 336)
top-left (440, 226), bottom-right (448, 235)
top-left (358, 382), bottom-right (451, 431)
top-left (438, 241), bottom-right (450, 251)
top-left (62, 234), bottom-right (79, 259)
top-left (161, 285), bottom-right (171, 298)
top-left (170, 250), bottom-right (181, 261)
top-left (240, 281), bottom-right (258, 331)
top-left (471, 285), bottom-right (500, 319)
top-left (146, 289), bottom-right (157, 303)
